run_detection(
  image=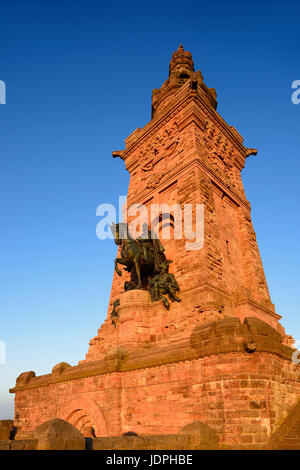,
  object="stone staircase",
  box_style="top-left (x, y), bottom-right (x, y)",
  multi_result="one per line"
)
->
top-left (276, 418), bottom-right (300, 449)
top-left (267, 401), bottom-right (300, 450)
